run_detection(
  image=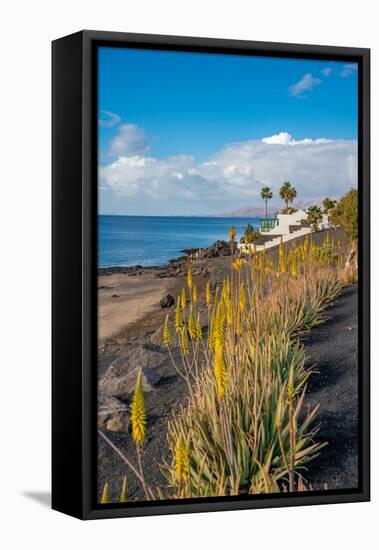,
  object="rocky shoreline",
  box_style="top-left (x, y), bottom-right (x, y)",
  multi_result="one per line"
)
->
top-left (98, 239), bottom-right (233, 279)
